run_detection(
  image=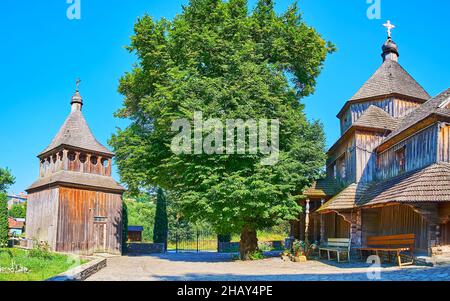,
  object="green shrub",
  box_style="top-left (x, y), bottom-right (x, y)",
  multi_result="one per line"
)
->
top-left (0, 193), bottom-right (8, 247)
top-left (248, 250), bottom-right (264, 260)
top-left (28, 241), bottom-right (52, 260)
